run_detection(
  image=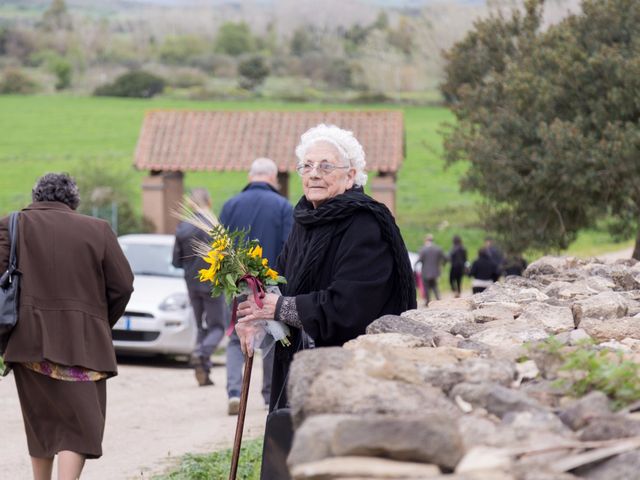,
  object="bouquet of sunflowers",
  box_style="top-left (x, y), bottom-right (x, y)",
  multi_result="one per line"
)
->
top-left (197, 224), bottom-right (285, 301)
top-left (177, 199), bottom-right (290, 347)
